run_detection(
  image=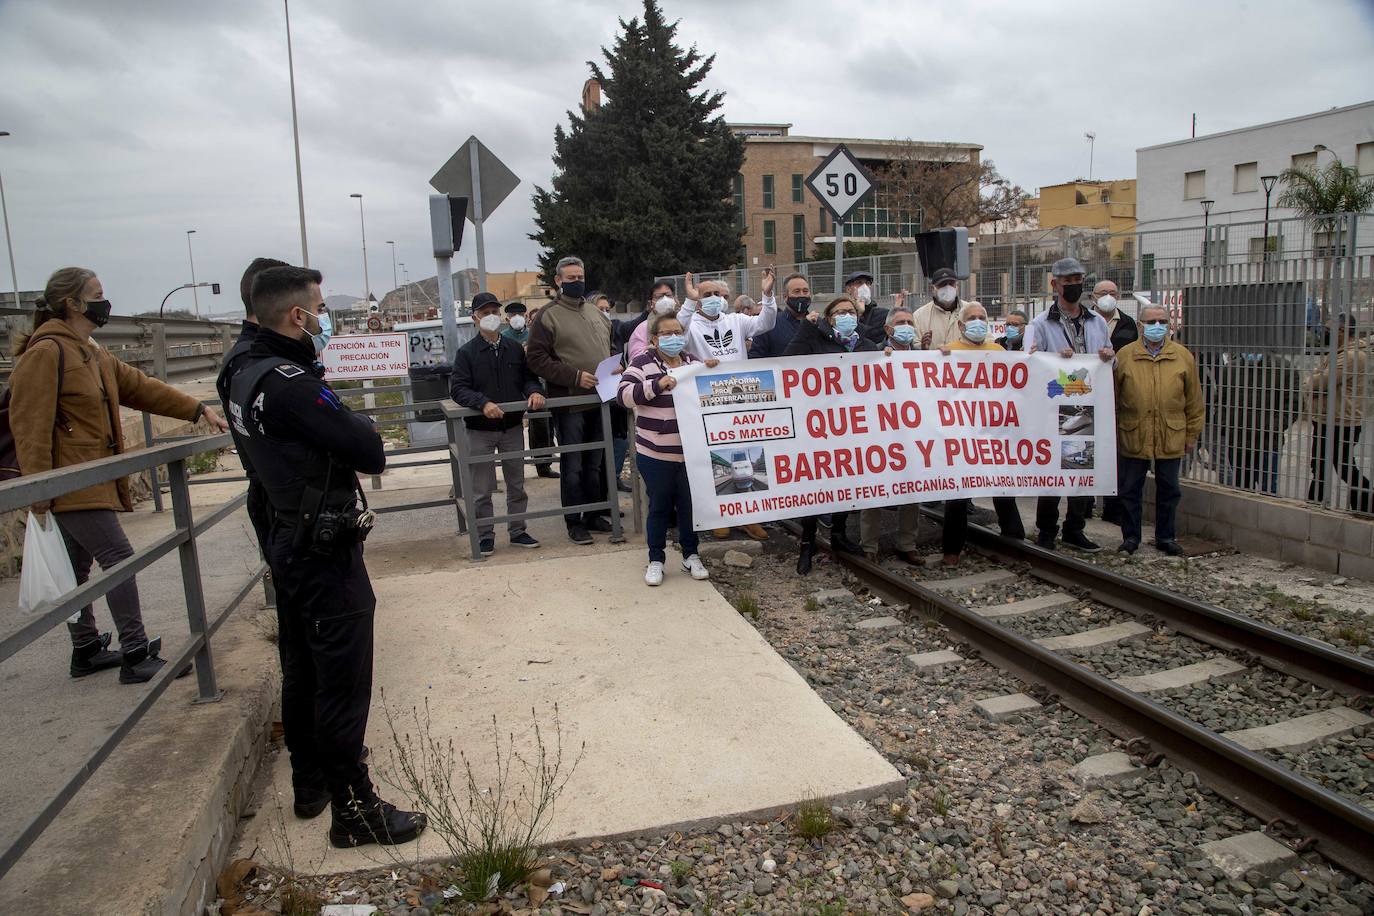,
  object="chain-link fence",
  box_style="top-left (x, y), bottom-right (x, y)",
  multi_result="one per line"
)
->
top-left (653, 212), bottom-right (1374, 518)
